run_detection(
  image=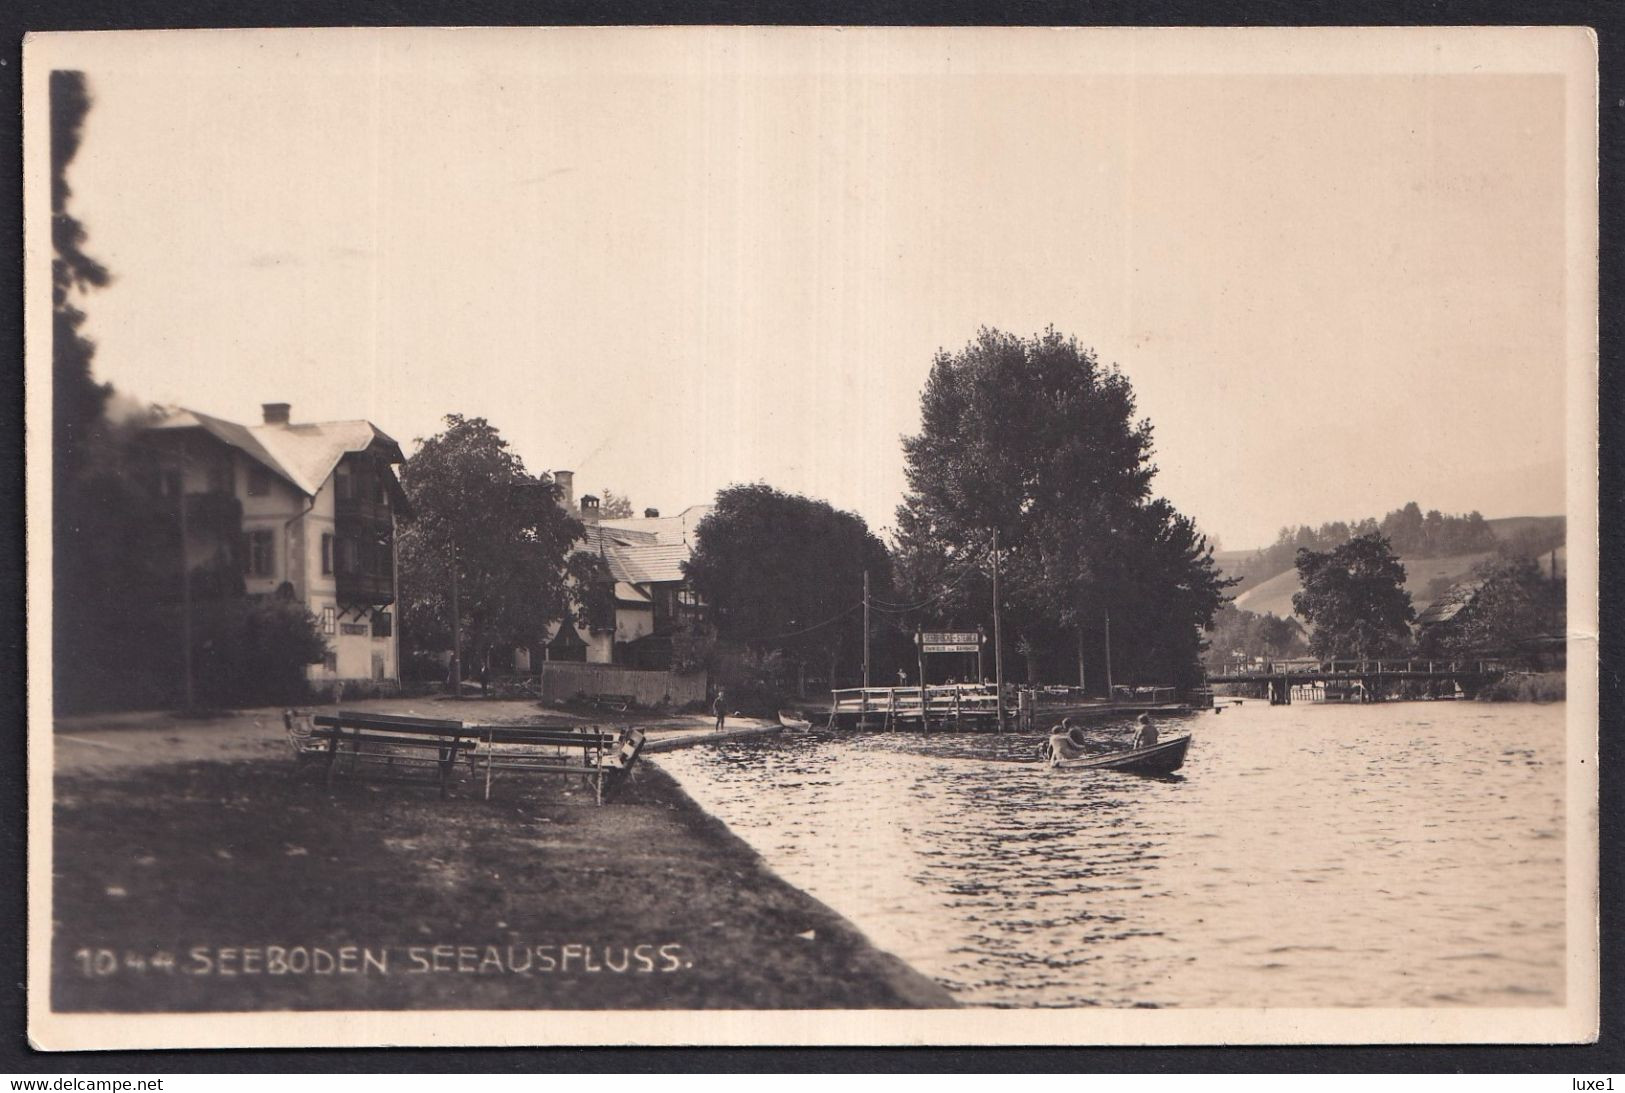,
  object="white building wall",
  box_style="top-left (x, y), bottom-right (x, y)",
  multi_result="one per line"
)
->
top-left (297, 470), bottom-right (401, 689)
